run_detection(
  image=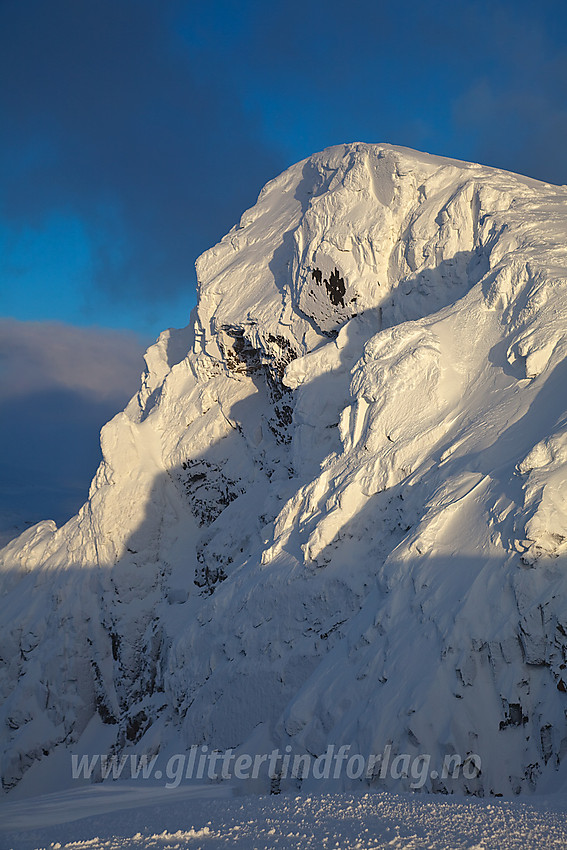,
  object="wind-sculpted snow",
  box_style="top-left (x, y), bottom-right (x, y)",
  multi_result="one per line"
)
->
top-left (3, 787), bottom-right (567, 849)
top-left (1, 143), bottom-right (567, 797)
